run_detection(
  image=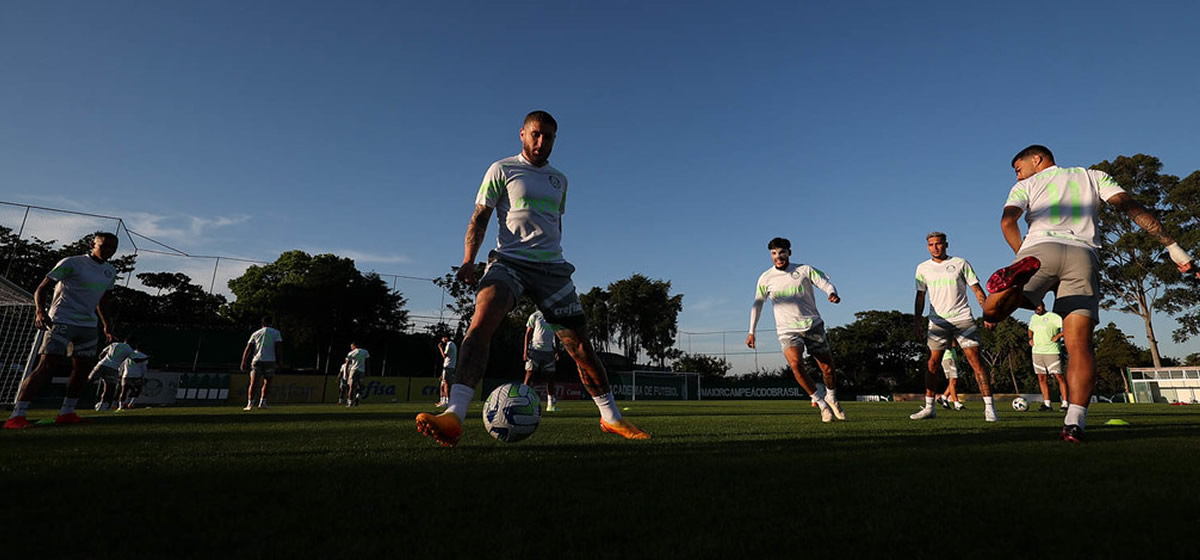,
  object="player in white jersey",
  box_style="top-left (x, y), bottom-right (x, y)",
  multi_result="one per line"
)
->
top-left (747, 237), bottom-right (847, 422)
top-left (117, 348), bottom-right (149, 410)
top-left (1028, 302), bottom-right (1067, 412)
top-left (6, 232), bottom-right (119, 429)
top-left (90, 335), bottom-right (135, 411)
top-left (911, 232), bottom-right (998, 422)
top-left (936, 343), bottom-right (966, 411)
top-left (523, 310), bottom-right (561, 412)
top-left (437, 335), bottom-right (456, 407)
top-left (343, 341), bottom-right (370, 407)
top-left (241, 316), bottom-right (283, 411)
top-left (416, 111), bottom-right (648, 447)
top-left (981, 145), bottom-right (1199, 442)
